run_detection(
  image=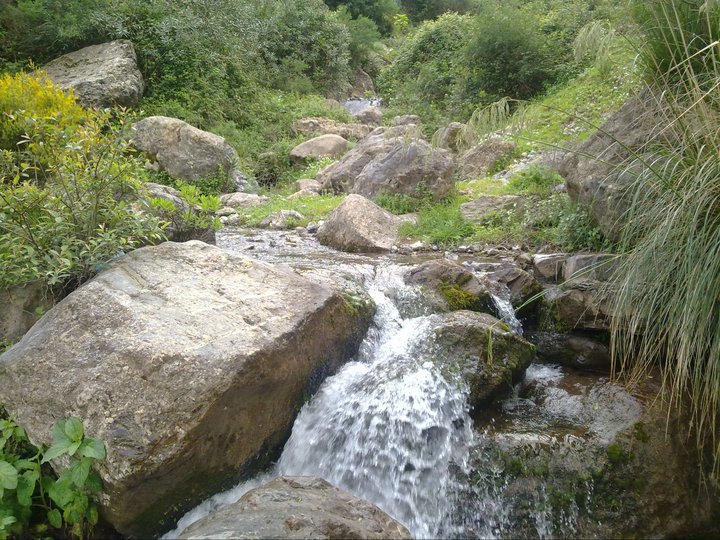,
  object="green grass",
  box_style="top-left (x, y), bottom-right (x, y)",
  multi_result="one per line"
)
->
top-left (239, 194), bottom-right (345, 227)
top-left (399, 200), bottom-right (475, 247)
